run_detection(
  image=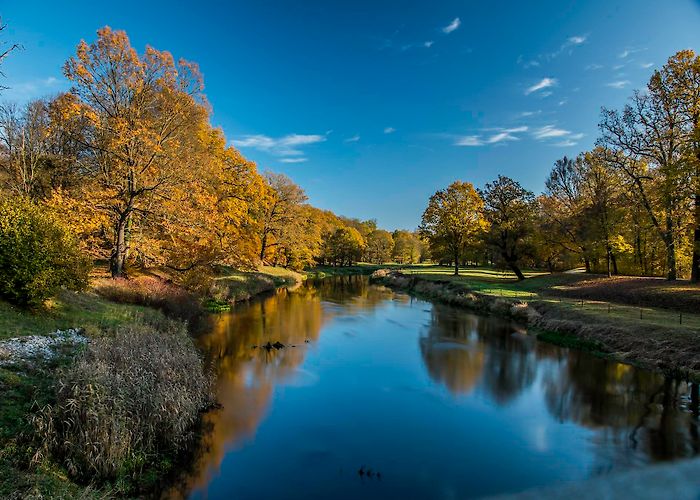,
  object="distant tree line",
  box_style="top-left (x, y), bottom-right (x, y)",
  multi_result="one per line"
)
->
top-left (421, 50), bottom-right (700, 282)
